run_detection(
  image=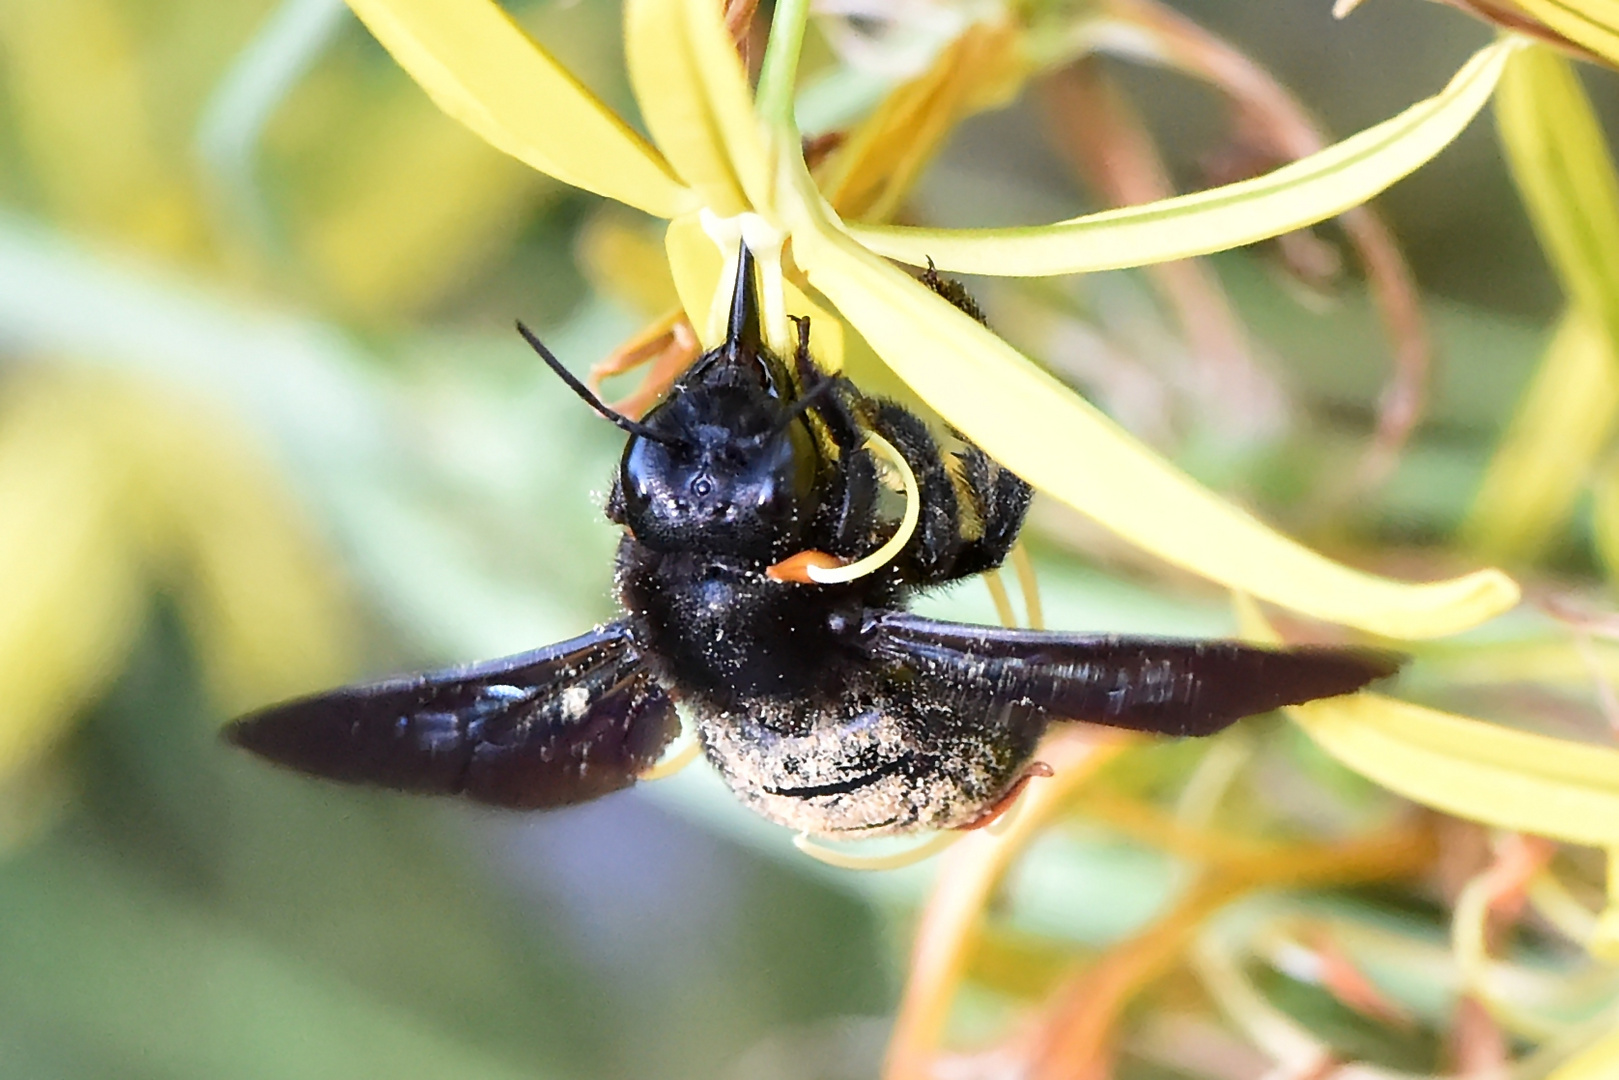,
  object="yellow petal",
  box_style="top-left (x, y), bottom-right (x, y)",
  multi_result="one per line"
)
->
top-left (788, 214), bottom-right (1518, 639)
top-left (0, 375), bottom-right (143, 783)
top-left (578, 212), bottom-right (683, 316)
top-left (625, 0), bottom-right (771, 217)
top-left (1511, 0), bottom-right (1619, 70)
top-left (1595, 853), bottom-right (1619, 962)
top-left (343, 0), bottom-right (692, 217)
top-left (1291, 693), bottom-right (1619, 846)
top-left (0, 0), bottom-right (198, 253)
top-left (1235, 598), bottom-right (1619, 847)
top-left (817, 20), bottom-right (1022, 222)
top-left (844, 37), bottom-right (1519, 276)
top-left (664, 213), bottom-right (843, 370)
top-left (1496, 43), bottom-right (1619, 347)
top-left (1460, 311), bottom-right (1619, 562)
